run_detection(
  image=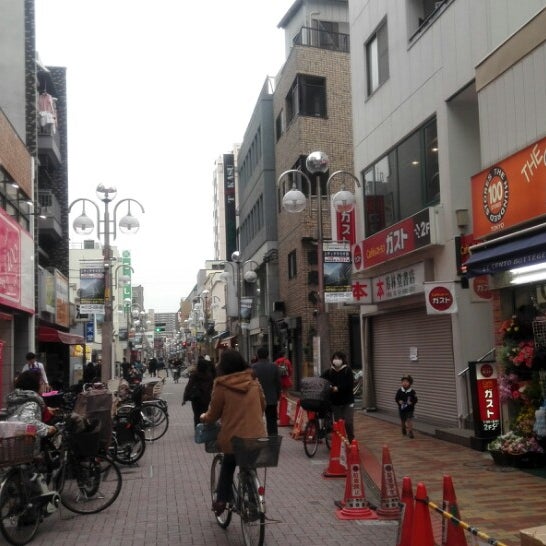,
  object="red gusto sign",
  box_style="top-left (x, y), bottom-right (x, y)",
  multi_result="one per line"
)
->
top-left (336, 209), bottom-right (355, 245)
top-left (428, 286), bottom-right (453, 311)
top-left (471, 362), bottom-right (501, 439)
top-left (361, 208), bottom-right (432, 268)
